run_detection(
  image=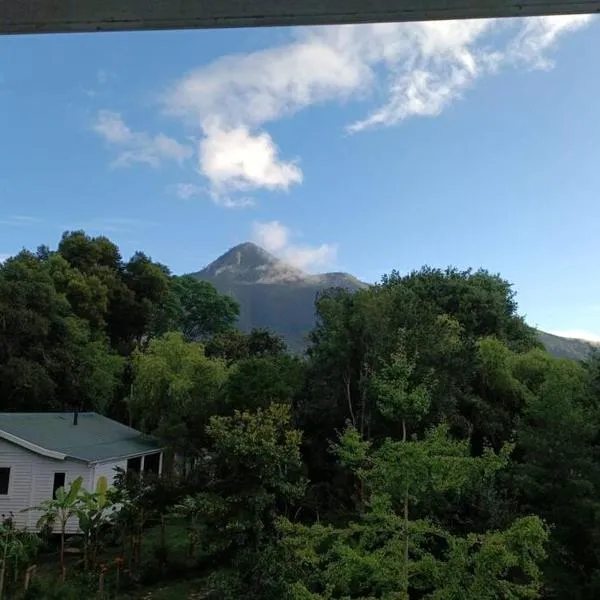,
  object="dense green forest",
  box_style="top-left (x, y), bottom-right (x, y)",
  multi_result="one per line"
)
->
top-left (2, 230), bottom-right (600, 599)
